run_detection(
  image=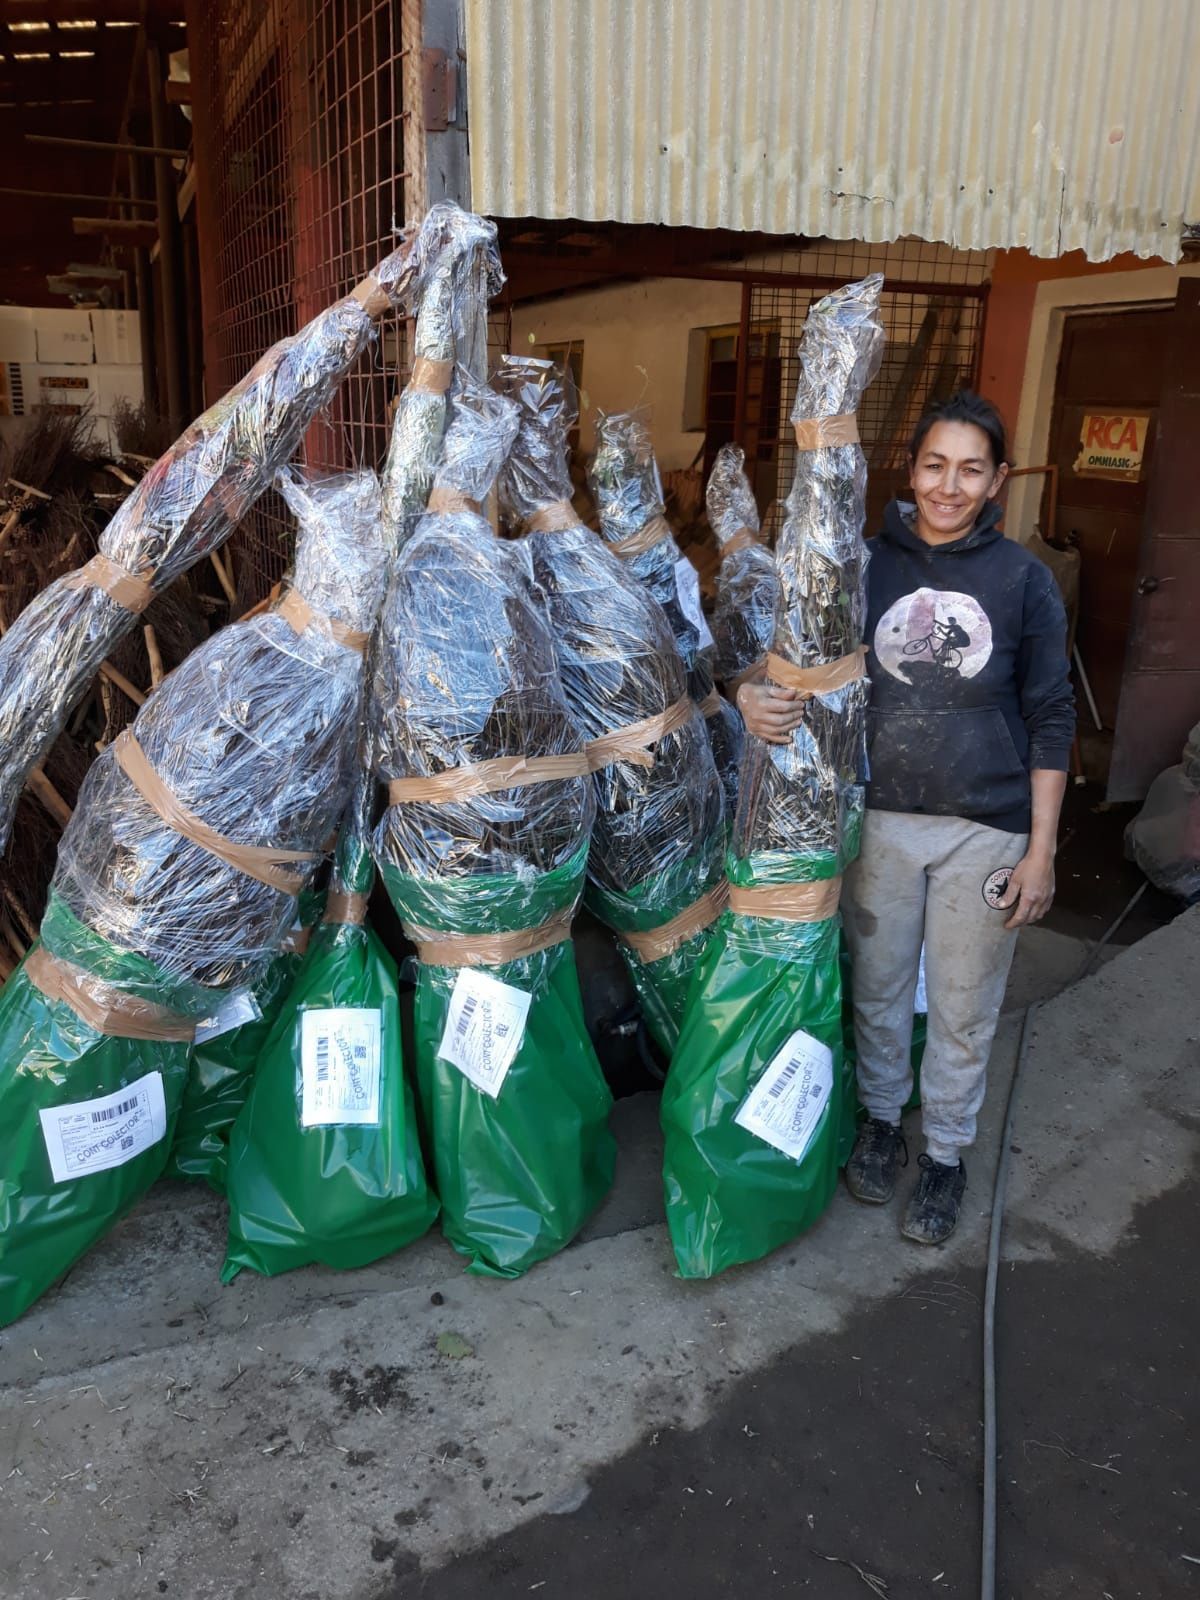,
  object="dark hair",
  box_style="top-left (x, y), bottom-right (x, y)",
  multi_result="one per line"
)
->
top-left (909, 389), bottom-right (1009, 470)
